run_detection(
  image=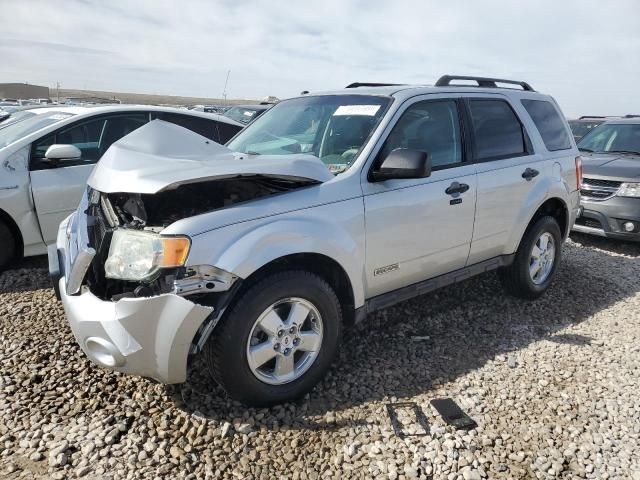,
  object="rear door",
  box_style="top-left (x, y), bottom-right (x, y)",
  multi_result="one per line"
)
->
top-left (29, 112), bottom-right (149, 243)
top-left (152, 112), bottom-right (243, 144)
top-left (465, 96), bottom-right (543, 264)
